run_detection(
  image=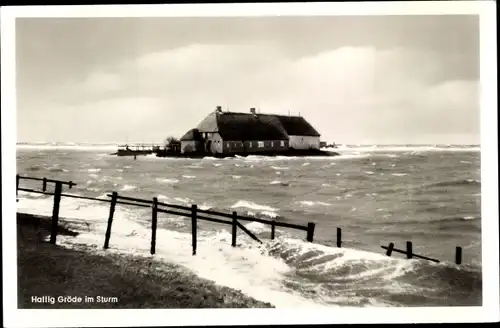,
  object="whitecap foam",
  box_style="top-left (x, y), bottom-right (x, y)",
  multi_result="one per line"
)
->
top-left (173, 197), bottom-right (194, 204)
top-left (156, 178), bottom-right (179, 184)
top-left (87, 168), bottom-right (101, 173)
top-left (261, 211), bottom-right (279, 219)
top-left (297, 201), bottom-right (331, 207)
top-left (185, 165), bottom-right (203, 169)
top-left (231, 200), bottom-right (278, 212)
top-left (120, 184), bottom-right (137, 191)
top-left (271, 166), bottom-right (289, 170)
top-left (182, 175), bottom-right (196, 179)
top-left (328, 145), bottom-right (480, 153)
top-left (391, 173), bottom-right (408, 176)
top-left (21, 195), bottom-right (328, 308)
